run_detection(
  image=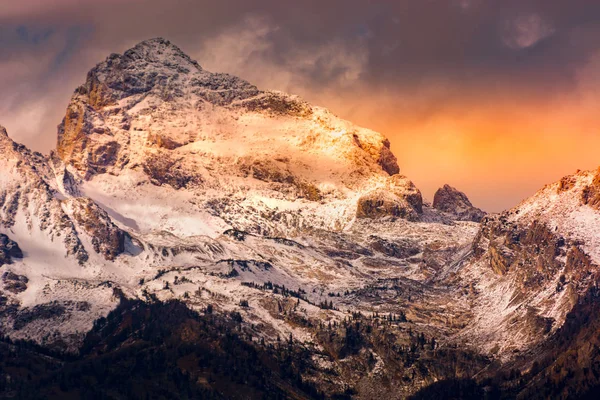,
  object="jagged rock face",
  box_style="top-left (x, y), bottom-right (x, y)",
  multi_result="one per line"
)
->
top-left (580, 168), bottom-right (600, 210)
top-left (488, 246), bottom-right (508, 275)
top-left (508, 168), bottom-right (600, 263)
top-left (457, 169), bottom-right (600, 358)
top-left (433, 184), bottom-right (485, 222)
top-left (0, 126), bottom-right (131, 266)
top-left (473, 217), bottom-right (566, 287)
top-left (356, 190), bottom-right (419, 221)
top-left (389, 175), bottom-right (423, 213)
top-left (2, 271), bottom-right (28, 294)
top-left (0, 128), bottom-right (89, 264)
top-left (64, 198), bottom-right (127, 261)
top-left (355, 175), bottom-right (423, 221)
top-left (0, 234), bottom-right (23, 266)
top-left (377, 139), bottom-right (400, 176)
top-left (457, 213), bottom-right (577, 356)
